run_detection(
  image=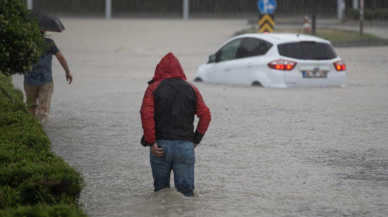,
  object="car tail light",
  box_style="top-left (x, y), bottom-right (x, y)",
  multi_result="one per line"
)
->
top-left (334, 60), bottom-right (346, 71)
top-left (268, 59), bottom-right (297, 71)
